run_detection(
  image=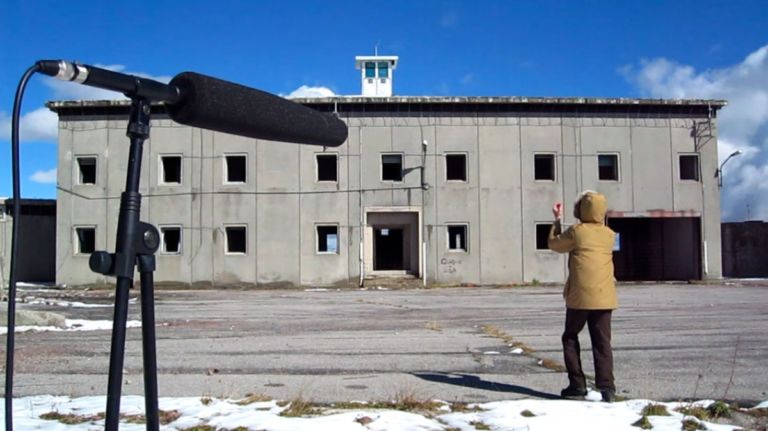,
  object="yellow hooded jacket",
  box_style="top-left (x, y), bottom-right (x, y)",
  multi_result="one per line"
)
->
top-left (548, 192), bottom-right (618, 310)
